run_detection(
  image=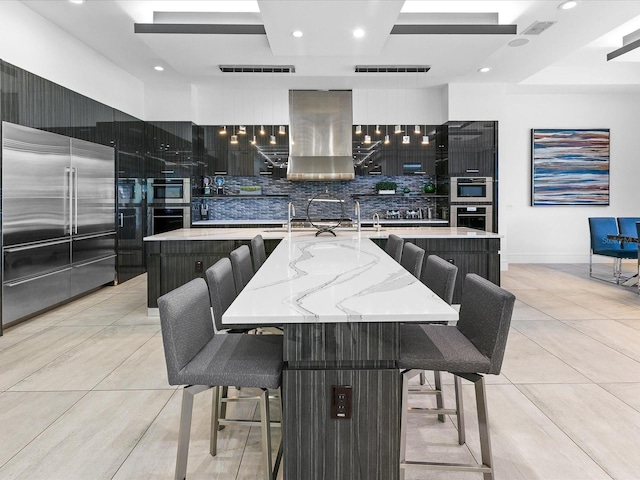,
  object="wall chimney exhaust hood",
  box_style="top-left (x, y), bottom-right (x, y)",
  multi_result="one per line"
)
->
top-left (287, 90), bottom-right (355, 181)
